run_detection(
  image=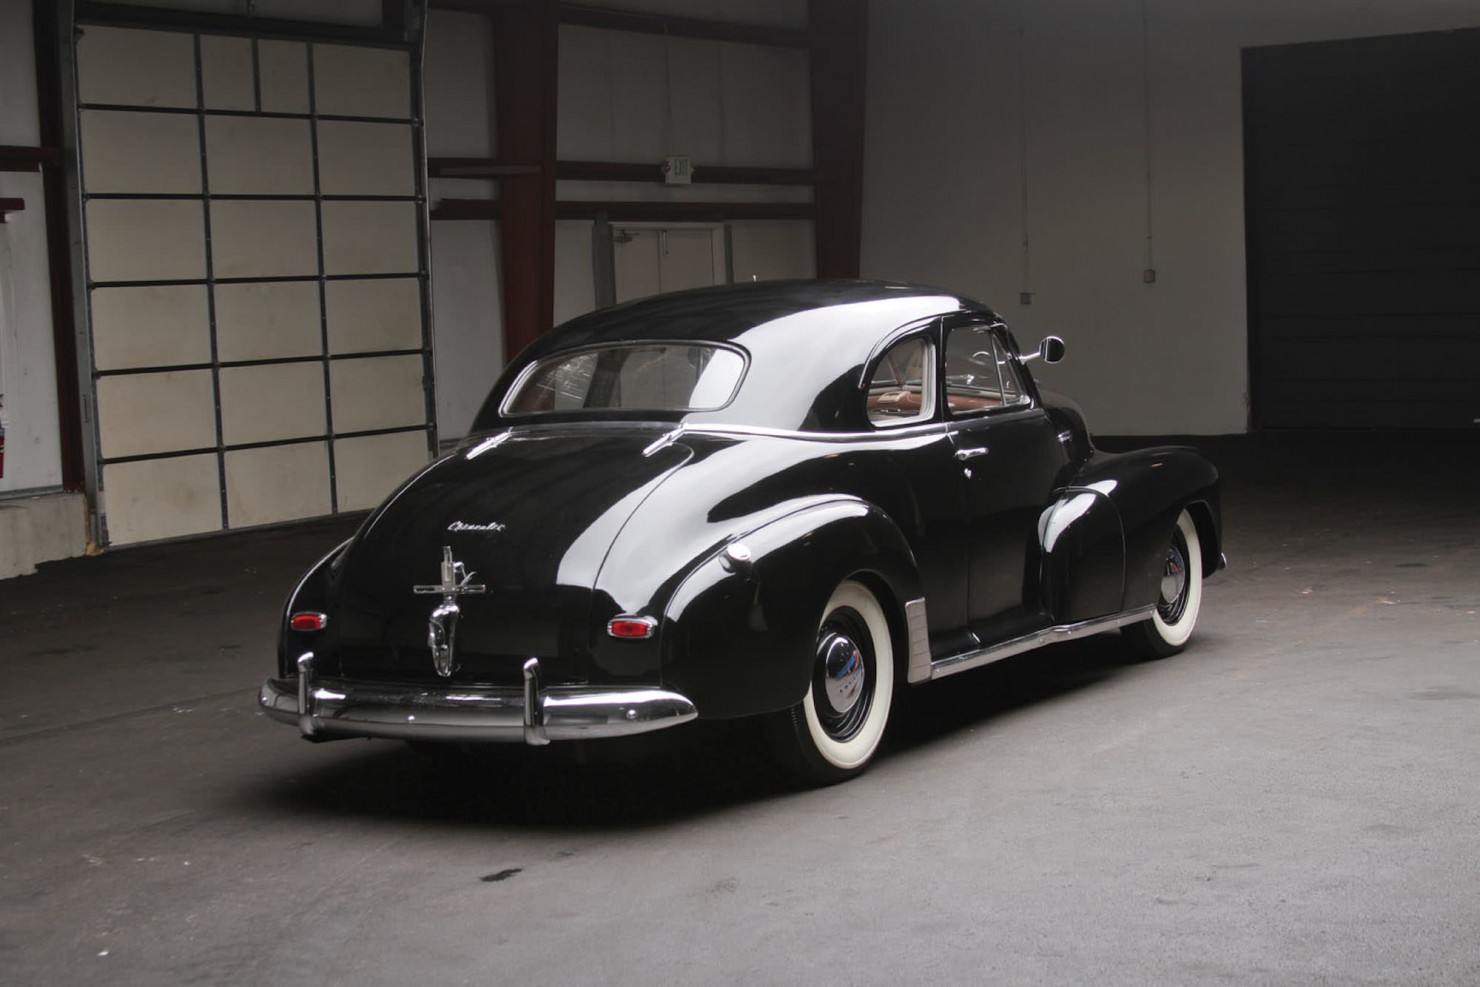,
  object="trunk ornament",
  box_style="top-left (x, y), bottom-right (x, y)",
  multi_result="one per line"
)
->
top-left (413, 546), bottom-right (487, 677)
